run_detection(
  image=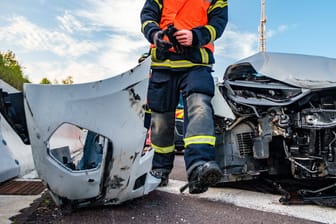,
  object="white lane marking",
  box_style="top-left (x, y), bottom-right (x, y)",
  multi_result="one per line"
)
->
top-left (158, 179), bottom-right (336, 224)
